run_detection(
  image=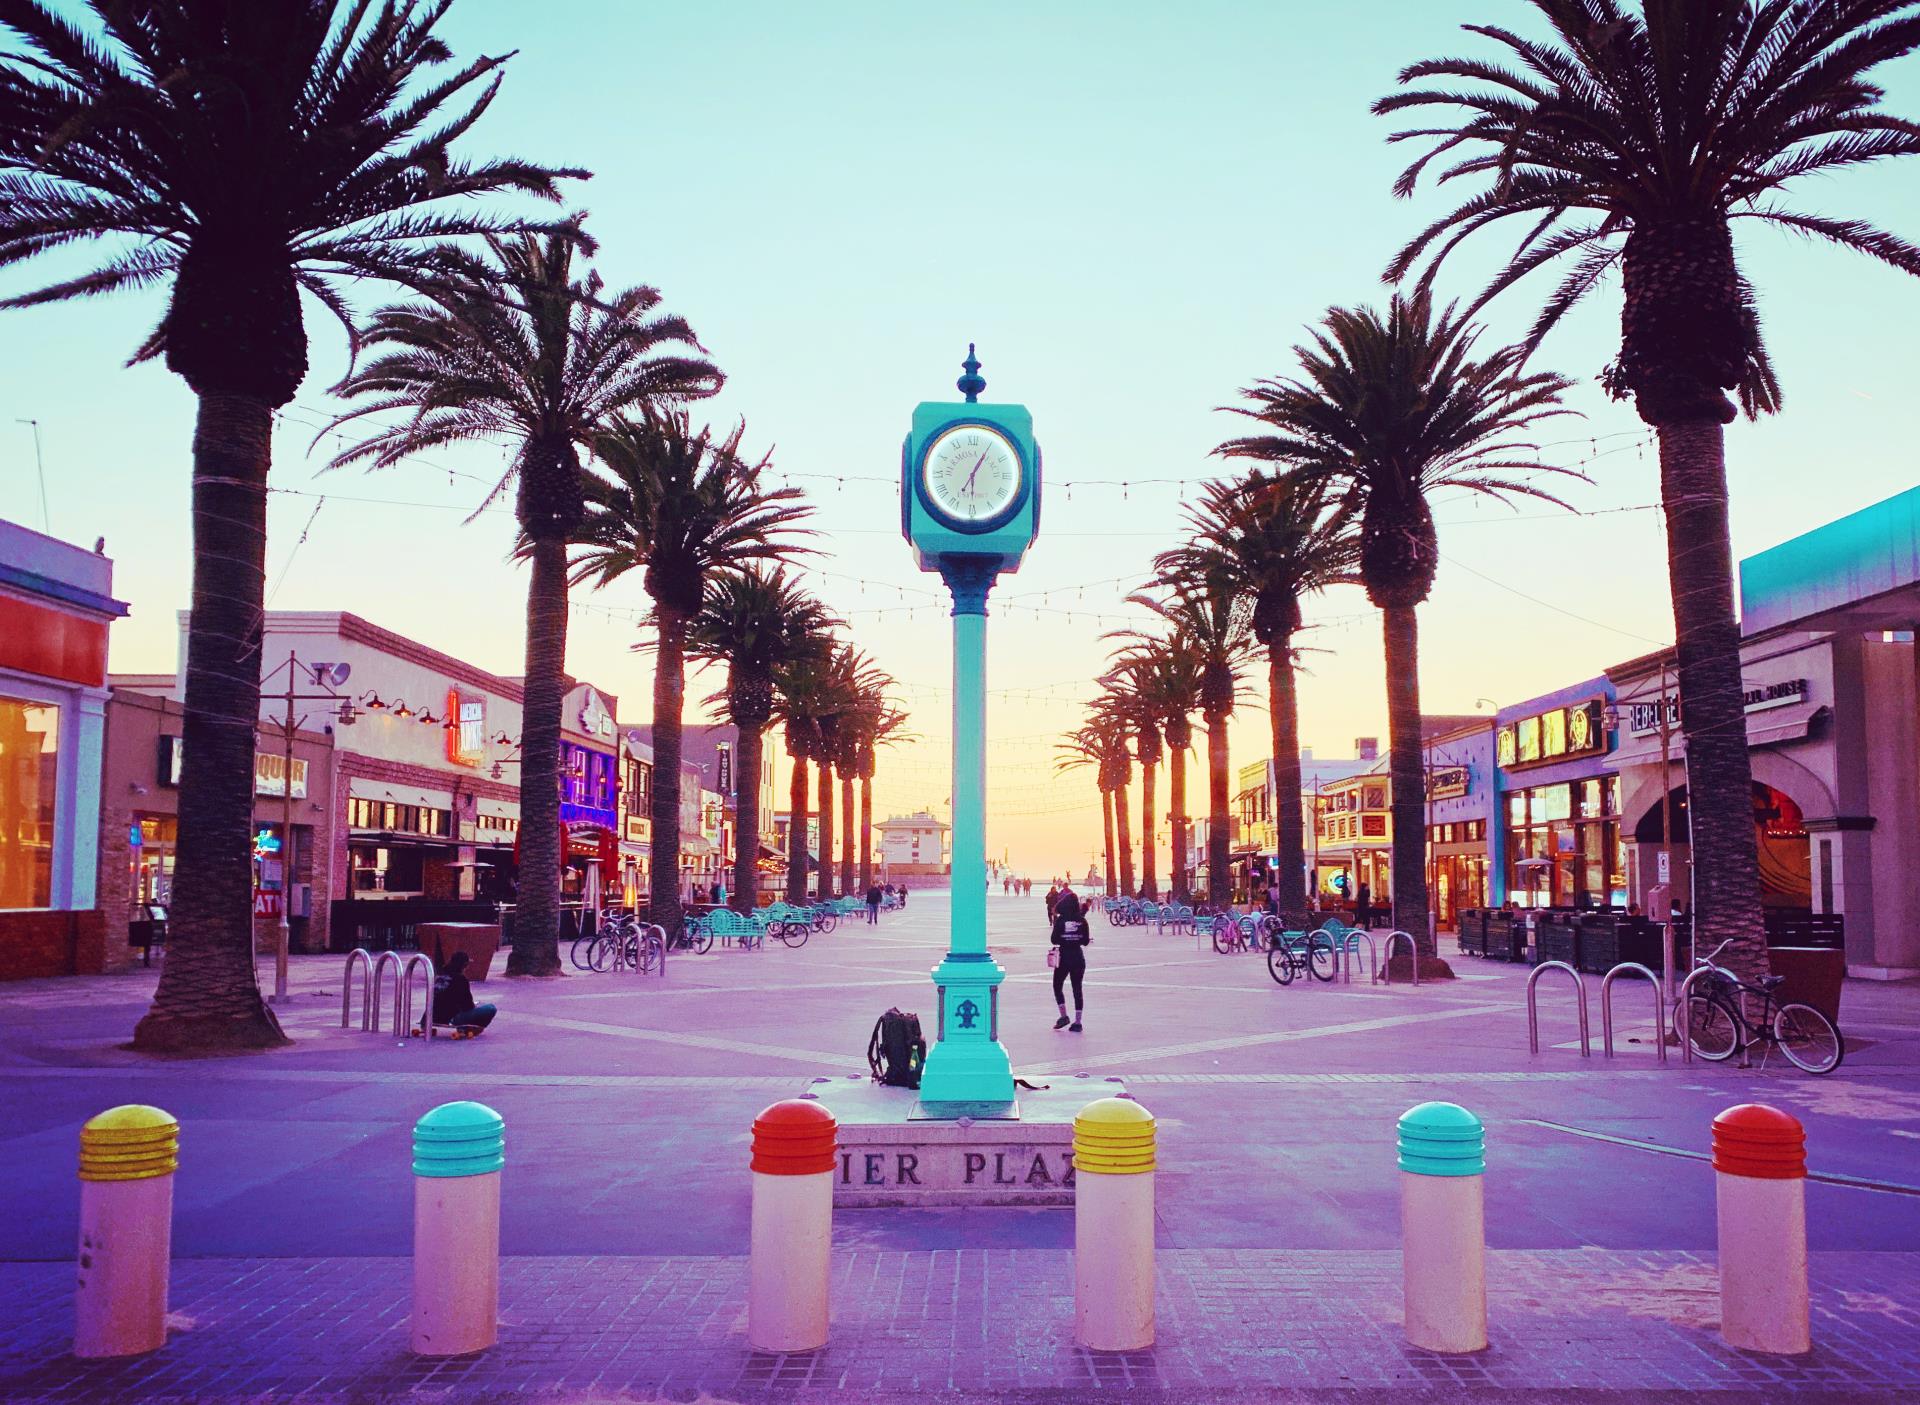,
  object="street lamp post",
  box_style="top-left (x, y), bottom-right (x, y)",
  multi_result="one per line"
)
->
top-left (259, 653), bottom-right (356, 1002)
